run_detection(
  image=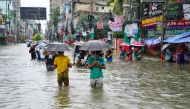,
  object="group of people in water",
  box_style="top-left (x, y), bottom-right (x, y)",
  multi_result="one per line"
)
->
top-left (73, 45), bottom-right (114, 68)
top-left (29, 42), bottom-right (56, 71)
top-left (161, 43), bottom-right (190, 66)
top-left (28, 41), bottom-right (190, 89)
top-left (119, 45), bottom-right (143, 61)
top-left (28, 42), bottom-right (107, 88)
